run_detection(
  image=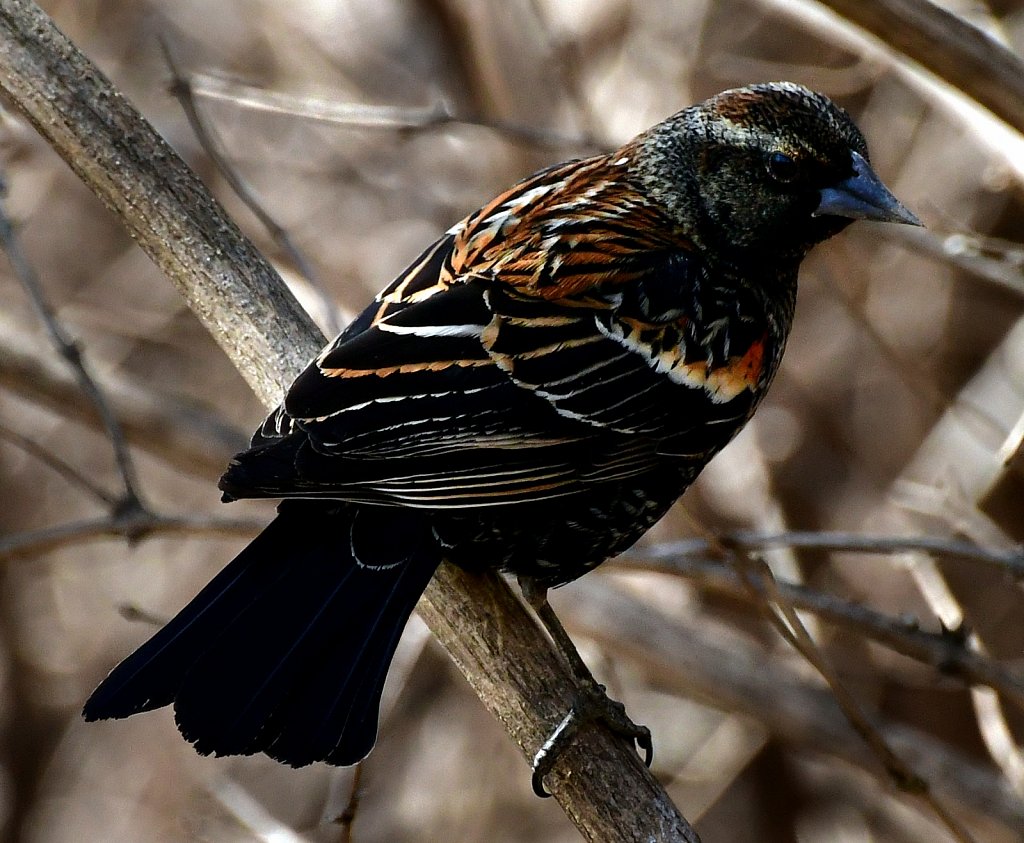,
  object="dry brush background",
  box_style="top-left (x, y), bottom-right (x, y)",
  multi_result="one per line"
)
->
top-left (1, 0), bottom-right (1024, 840)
